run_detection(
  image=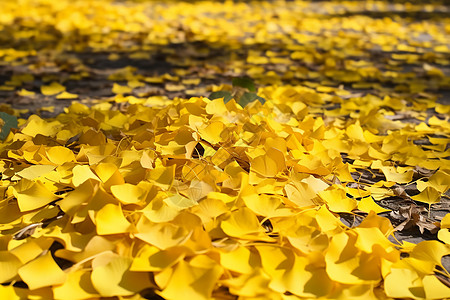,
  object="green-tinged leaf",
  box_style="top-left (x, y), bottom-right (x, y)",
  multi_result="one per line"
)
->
top-left (208, 91), bottom-right (233, 103)
top-left (232, 77), bottom-right (256, 92)
top-left (238, 92), bottom-right (266, 107)
top-left (0, 112), bottom-right (18, 140)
